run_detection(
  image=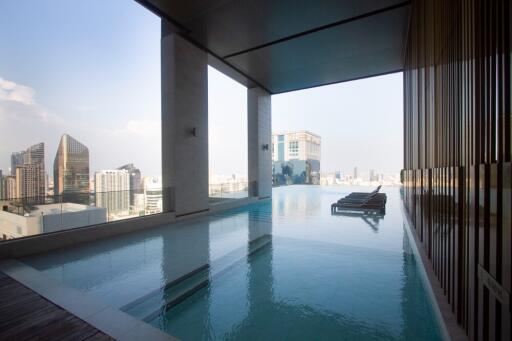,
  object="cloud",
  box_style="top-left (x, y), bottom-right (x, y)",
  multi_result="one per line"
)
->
top-left (76, 105), bottom-right (96, 112)
top-left (0, 77), bottom-right (47, 120)
top-left (111, 119), bottom-right (160, 137)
